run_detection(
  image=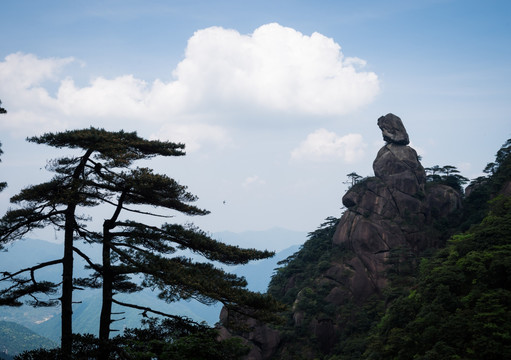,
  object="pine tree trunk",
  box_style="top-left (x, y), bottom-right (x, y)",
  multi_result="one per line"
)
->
top-left (99, 225), bottom-right (113, 360)
top-left (99, 191), bottom-right (126, 360)
top-left (61, 149), bottom-right (93, 359)
top-left (61, 206), bottom-right (75, 360)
